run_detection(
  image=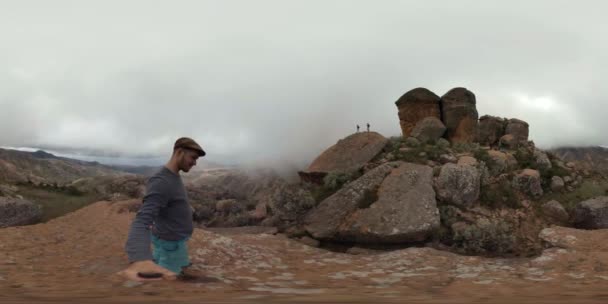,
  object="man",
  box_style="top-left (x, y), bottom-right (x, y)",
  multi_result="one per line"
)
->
top-left (119, 137), bottom-right (205, 281)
